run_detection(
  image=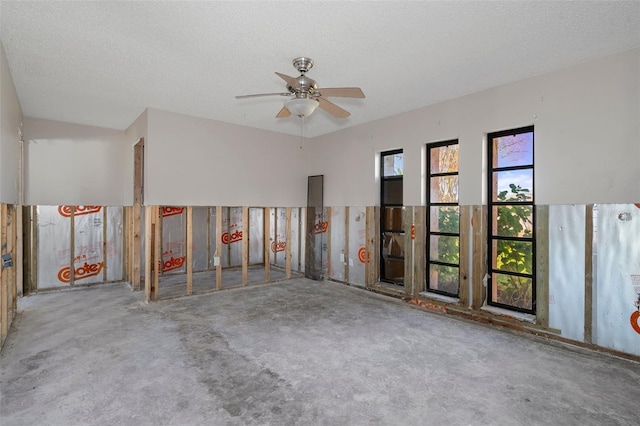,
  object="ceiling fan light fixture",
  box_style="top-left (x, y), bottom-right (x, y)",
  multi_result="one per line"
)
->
top-left (285, 98), bottom-right (319, 117)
